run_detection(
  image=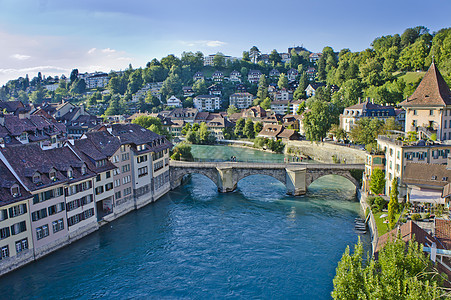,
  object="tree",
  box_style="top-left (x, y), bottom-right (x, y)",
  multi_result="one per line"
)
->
top-left (181, 123), bottom-right (191, 136)
top-left (369, 168), bottom-right (385, 195)
top-left (213, 53), bottom-right (226, 68)
top-left (332, 238), bottom-right (445, 299)
top-left (303, 100), bottom-right (335, 141)
top-left (198, 122), bottom-right (214, 144)
top-left (388, 178), bottom-right (400, 229)
top-left (235, 118), bottom-right (245, 137)
top-left (104, 95), bottom-right (121, 116)
top-left (192, 79), bottom-right (208, 95)
top-left (293, 72), bottom-right (308, 100)
top-left (161, 72), bottom-right (182, 99)
top-left (256, 75), bottom-right (268, 102)
top-left (70, 69), bottom-right (79, 83)
top-left (127, 69), bottom-right (144, 94)
top-left (278, 73), bottom-right (288, 90)
top-left (254, 121), bottom-right (263, 136)
top-left (170, 143), bottom-right (193, 161)
top-left (227, 104), bottom-right (239, 116)
top-left (296, 101), bottom-right (306, 115)
top-left (260, 97), bottom-right (271, 110)
top-left (269, 49), bottom-right (282, 67)
top-left (70, 79), bottom-right (86, 95)
top-left (243, 119), bottom-right (255, 139)
top-left (249, 46), bottom-right (261, 63)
